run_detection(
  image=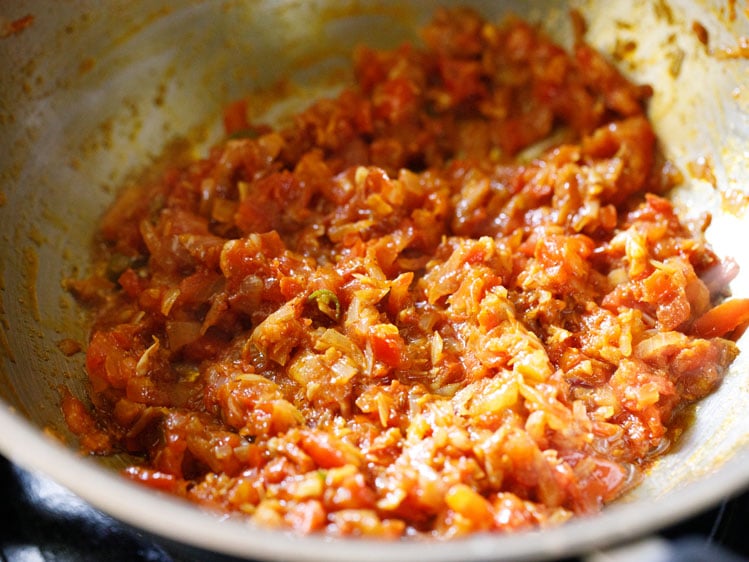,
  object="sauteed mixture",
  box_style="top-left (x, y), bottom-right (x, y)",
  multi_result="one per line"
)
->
top-left (64, 8), bottom-right (749, 537)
